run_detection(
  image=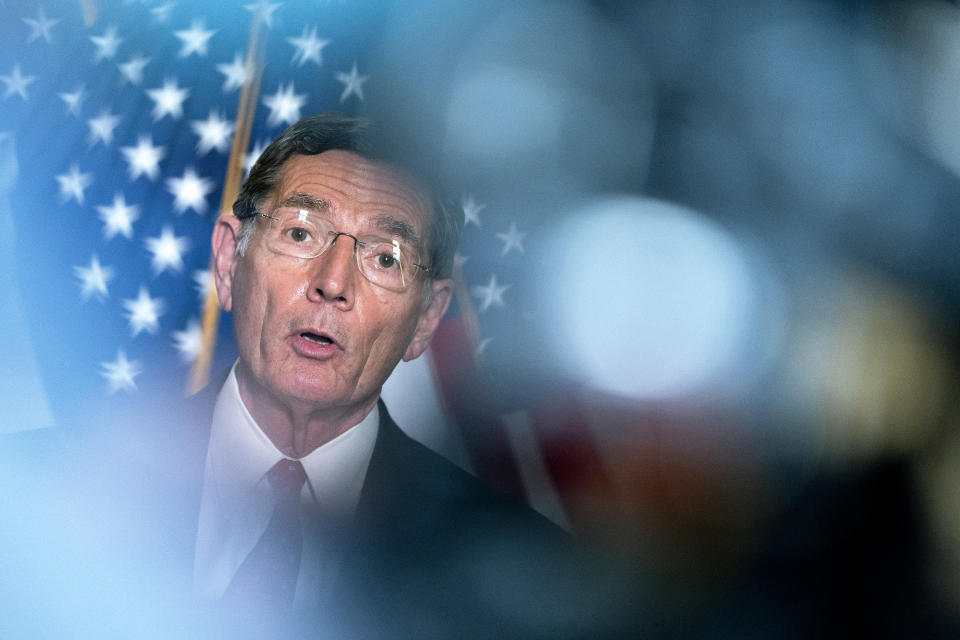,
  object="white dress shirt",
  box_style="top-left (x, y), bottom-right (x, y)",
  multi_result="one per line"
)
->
top-left (193, 363), bottom-right (379, 607)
